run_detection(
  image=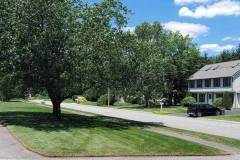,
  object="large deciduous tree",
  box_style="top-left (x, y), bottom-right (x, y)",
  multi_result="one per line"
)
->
top-left (1, 0), bottom-right (128, 119)
top-left (77, 0), bottom-right (128, 99)
top-left (123, 22), bottom-right (205, 106)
